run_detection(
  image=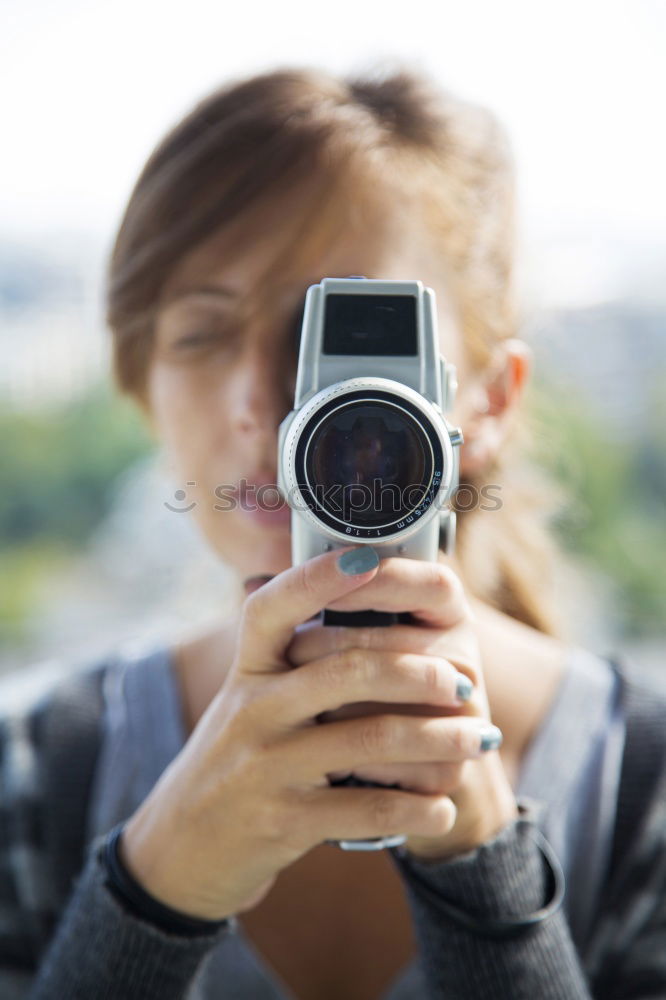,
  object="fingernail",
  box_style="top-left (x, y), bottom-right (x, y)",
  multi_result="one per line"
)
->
top-left (337, 546), bottom-right (379, 576)
top-left (479, 725), bottom-right (503, 753)
top-left (455, 672), bottom-right (474, 702)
